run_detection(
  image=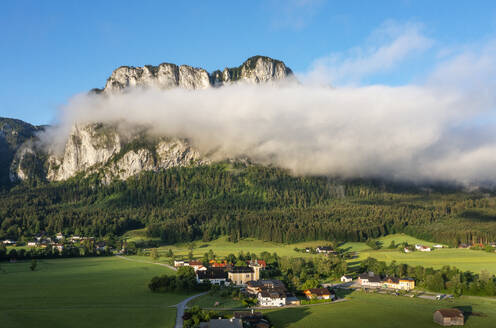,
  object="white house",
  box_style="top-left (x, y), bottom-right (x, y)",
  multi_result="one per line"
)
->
top-left (258, 290), bottom-right (286, 307)
top-left (419, 246), bottom-right (431, 252)
top-left (358, 272), bottom-right (382, 288)
top-left (27, 242), bottom-right (38, 247)
top-left (174, 260), bottom-right (185, 267)
top-left (404, 248), bottom-right (411, 253)
top-left (340, 275), bottom-right (353, 283)
top-left (414, 244), bottom-right (422, 250)
top-left (3, 240), bottom-right (15, 245)
top-left (196, 268), bottom-right (229, 285)
top-left (56, 233), bottom-right (64, 240)
top-left (433, 244), bottom-right (444, 249)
